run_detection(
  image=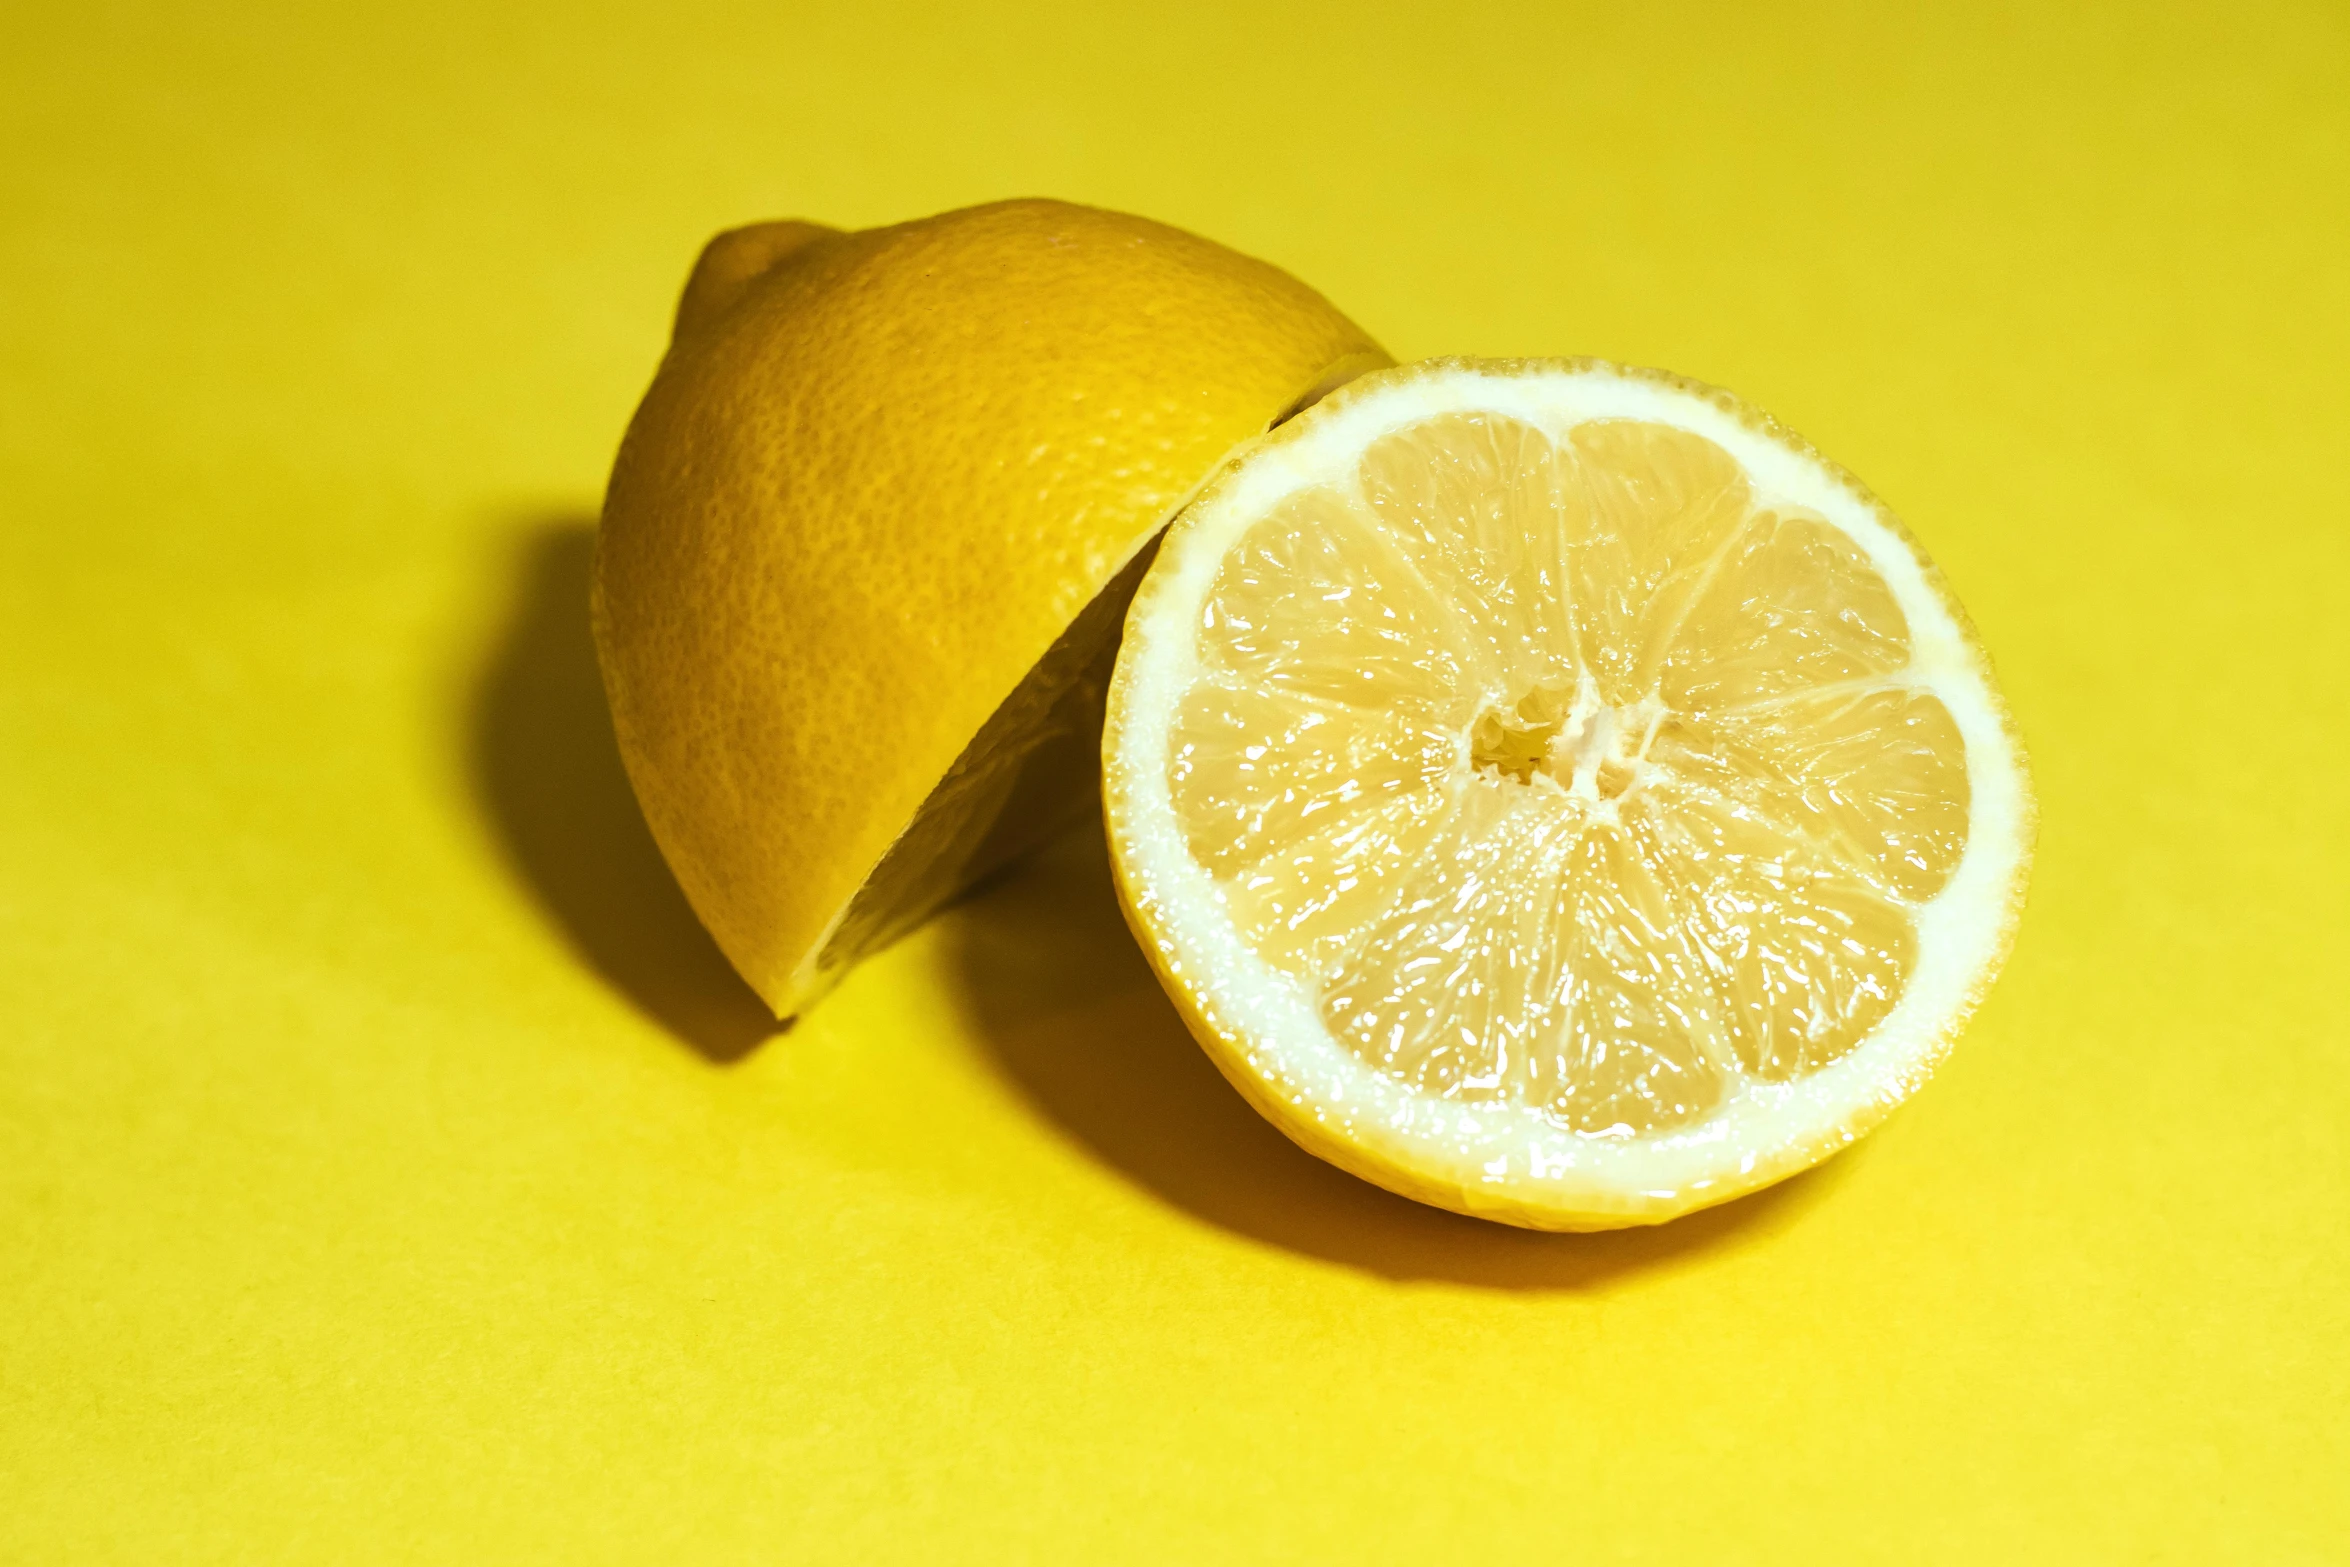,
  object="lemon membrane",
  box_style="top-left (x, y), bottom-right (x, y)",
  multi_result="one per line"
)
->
top-left (1104, 359), bottom-right (2033, 1228)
